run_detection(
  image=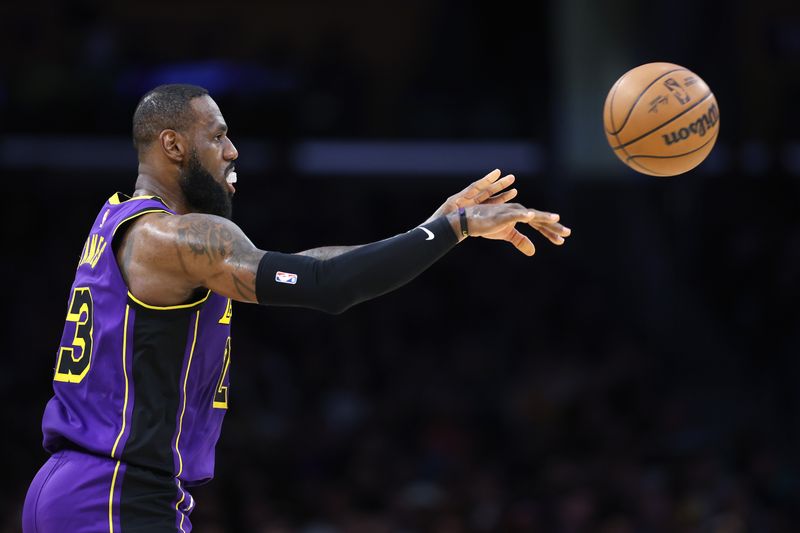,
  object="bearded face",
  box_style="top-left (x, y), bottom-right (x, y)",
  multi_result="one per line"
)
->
top-left (180, 148), bottom-right (233, 219)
